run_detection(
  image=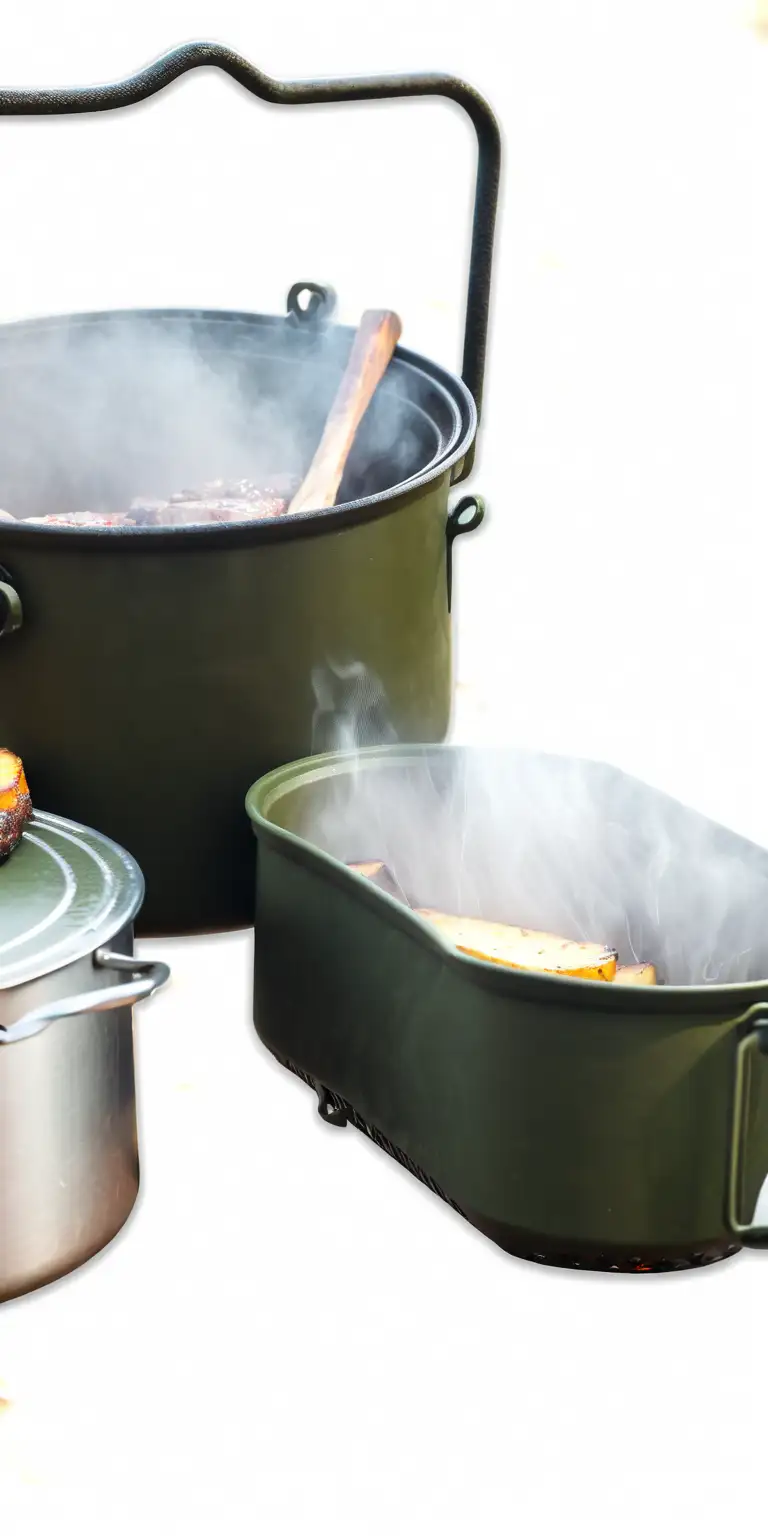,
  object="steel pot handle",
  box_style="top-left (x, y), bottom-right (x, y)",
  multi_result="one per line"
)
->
top-left (725, 1002), bottom-right (768, 1247)
top-left (0, 948), bottom-right (170, 1046)
top-left (0, 577), bottom-right (22, 637)
top-left (0, 41), bottom-right (501, 483)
